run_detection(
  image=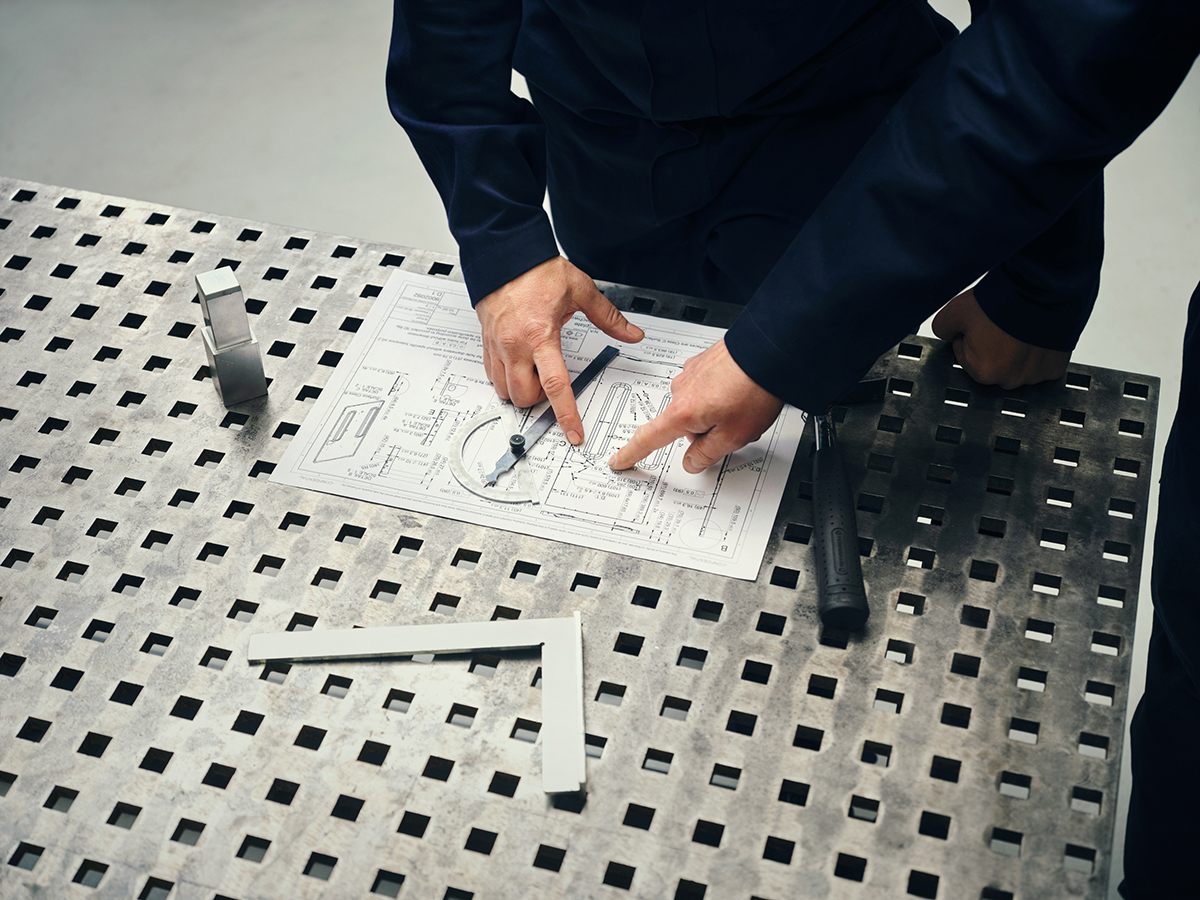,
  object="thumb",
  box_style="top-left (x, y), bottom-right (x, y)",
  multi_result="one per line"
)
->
top-left (932, 291), bottom-right (972, 341)
top-left (581, 288), bottom-right (644, 344)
